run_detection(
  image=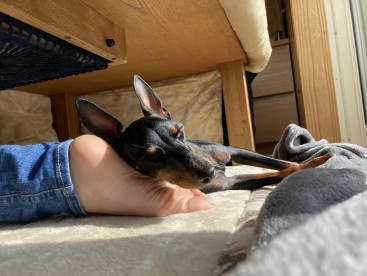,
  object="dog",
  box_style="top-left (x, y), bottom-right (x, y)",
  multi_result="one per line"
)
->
top-left (75, 75), bottom-right (332, 193)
